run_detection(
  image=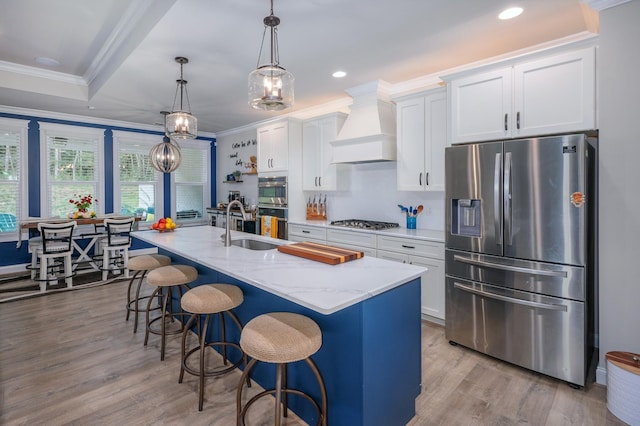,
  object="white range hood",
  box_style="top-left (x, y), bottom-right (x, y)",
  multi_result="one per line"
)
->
top-left (331, 80), bottom-right (397, 164)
